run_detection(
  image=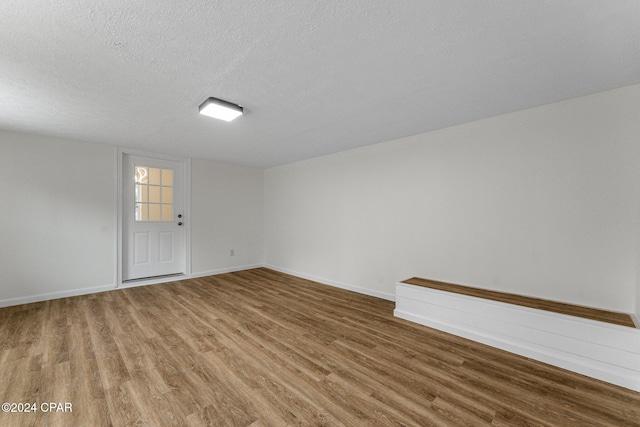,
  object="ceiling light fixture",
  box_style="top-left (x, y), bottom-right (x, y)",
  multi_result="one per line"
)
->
top-left (198, 97), bottom-right (243, 121)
